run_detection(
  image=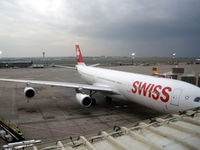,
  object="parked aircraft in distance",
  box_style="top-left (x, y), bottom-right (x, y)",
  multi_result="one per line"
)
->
top-left (0, 44), bottom-right (200, 113)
